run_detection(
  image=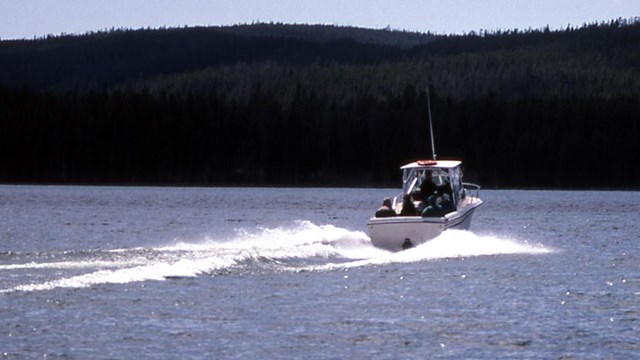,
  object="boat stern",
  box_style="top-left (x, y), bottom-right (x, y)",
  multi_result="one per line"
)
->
top-left (367, 216), bottom-right (446, 251)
